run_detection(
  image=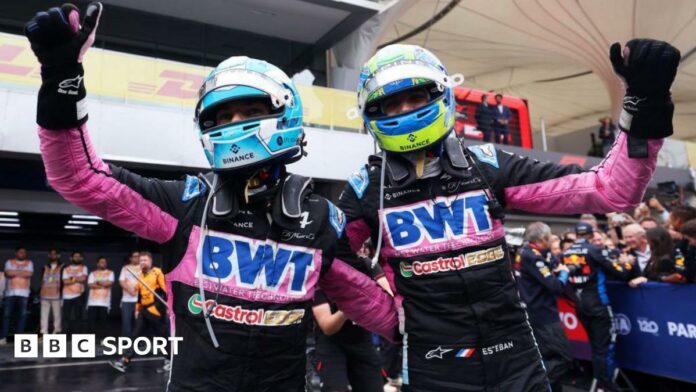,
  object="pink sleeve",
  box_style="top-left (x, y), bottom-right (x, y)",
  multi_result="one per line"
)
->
top-left (39, 126), bottom-right (178, 244)
top-left (505, 132), bottom-right (663, 214)
top-left (319, 259), bottom-right (398, 342)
